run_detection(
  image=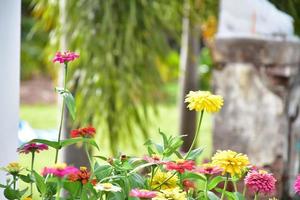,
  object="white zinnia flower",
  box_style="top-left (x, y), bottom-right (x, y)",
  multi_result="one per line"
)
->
top-left (94, 183), bottom-right (121, 192)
